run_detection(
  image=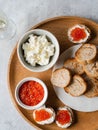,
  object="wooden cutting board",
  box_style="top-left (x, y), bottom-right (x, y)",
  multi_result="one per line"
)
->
top-left (8, 16), bottom-right (98, 130)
